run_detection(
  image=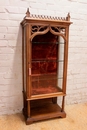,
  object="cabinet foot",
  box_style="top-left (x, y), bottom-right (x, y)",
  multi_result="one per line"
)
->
top-left (25, 111), bottom-right (66, 125)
